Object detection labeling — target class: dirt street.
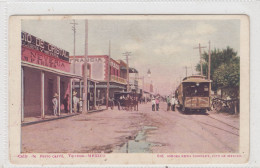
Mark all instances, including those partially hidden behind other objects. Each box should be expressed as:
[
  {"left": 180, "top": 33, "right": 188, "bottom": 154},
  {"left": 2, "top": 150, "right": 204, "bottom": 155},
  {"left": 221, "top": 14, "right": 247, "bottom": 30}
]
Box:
[{"left": 22, "top": 103, "right": 239, "bottom": 153}]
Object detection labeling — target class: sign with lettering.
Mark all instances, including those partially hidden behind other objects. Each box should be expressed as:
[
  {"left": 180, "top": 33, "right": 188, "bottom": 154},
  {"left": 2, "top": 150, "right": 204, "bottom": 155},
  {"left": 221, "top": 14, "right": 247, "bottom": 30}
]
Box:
[
  {"left": 70, "top": 57, "right": 120, "bottom": 70},
  {"left": 22, "top": 47, "right": 70, "bottom": 72},
  {"left": 21, "top": 31, "right": 69, "bottom": 62}
]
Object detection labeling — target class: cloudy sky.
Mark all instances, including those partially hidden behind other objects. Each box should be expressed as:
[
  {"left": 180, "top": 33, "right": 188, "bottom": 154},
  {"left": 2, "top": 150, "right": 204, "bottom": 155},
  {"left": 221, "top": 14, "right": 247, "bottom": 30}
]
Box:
[{"left": 22, "top": 16, "right": 240, "bottom": 95}]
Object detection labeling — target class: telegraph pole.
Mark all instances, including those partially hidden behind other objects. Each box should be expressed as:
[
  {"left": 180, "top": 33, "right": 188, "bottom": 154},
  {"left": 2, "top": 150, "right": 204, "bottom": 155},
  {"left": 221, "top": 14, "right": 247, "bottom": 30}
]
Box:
[
  {"left": 106, "top": 40, "right": 111, "bottom": 109},
  {"left": 123, "top": 52, "right": 131, "bottom": 92},
  {"left": 70, "top": 20, "right": 78, "bottom": 89},
  {"left": 208, "top": 41, "right": 211, "bottom": 80},
  {"left": 83, "top": 20, "right": 88, "bottom": 113},
  {"left": 194, "top": 43, "right": 207, "bottom": 76}
]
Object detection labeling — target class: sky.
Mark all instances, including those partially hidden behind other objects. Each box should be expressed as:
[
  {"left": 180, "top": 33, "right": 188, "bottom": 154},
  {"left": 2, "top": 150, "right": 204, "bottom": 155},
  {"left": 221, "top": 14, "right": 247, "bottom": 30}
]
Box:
[{"left": 22, "top": 16, "right": 240, "bottom": 95}]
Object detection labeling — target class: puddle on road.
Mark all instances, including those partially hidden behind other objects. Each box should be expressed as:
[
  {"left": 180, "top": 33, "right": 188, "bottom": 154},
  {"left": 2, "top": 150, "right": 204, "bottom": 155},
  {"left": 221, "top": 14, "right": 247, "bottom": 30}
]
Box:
[{"left": 113, "top": 126, "right": 161, "bottom": 153}]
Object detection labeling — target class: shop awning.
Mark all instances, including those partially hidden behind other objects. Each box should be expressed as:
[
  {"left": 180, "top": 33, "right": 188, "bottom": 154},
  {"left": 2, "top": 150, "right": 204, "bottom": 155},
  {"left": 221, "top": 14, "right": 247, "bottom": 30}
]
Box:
[{"left": 22, "top": 61, "right": 82, "bottom": 79}]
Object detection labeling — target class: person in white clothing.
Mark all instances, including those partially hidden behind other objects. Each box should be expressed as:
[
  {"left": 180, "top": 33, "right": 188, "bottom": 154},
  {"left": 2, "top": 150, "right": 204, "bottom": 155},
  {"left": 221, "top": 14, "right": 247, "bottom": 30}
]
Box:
[
  {"left": 73, "top": 91, "right": 79, "bottom": 113},
  {"left": 52, "top": 93, "right": 59, "bottom": 116},
  {"left": 170, "top": 96, "right": 176, "bottom": 111},
  {"left": 151, "top": 97, "right": 156, "bottom": 111}
]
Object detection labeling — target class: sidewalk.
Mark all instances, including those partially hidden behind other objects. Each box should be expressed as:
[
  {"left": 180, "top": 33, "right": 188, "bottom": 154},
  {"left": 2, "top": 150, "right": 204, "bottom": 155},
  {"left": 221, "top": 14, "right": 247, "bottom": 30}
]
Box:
[{"left": 22, "top": 106, "right": 106, "bottom": 126}]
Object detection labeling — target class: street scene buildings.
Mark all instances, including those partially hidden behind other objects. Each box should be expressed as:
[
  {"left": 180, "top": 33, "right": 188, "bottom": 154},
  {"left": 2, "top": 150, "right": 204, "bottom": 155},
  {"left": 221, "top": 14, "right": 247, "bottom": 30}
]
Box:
[{"left": 21, "top": 16, "right": 241, "bottom": 153}]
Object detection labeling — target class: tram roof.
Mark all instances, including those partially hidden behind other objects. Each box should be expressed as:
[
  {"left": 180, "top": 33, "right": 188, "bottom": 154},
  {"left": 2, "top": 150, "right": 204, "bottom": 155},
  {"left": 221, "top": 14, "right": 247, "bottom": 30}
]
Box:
[{"left": 182, "top": 78, "right": 211, "bottom": 83}]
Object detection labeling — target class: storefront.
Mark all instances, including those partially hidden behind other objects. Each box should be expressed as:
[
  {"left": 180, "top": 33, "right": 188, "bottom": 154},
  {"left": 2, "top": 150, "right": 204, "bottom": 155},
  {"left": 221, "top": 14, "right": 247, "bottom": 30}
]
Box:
[
  {"left": 21, "top": 31, "right": 81, "bottom": 121},
  {"left": 70, "top": 55, "right": 127, "bottom": 105}
]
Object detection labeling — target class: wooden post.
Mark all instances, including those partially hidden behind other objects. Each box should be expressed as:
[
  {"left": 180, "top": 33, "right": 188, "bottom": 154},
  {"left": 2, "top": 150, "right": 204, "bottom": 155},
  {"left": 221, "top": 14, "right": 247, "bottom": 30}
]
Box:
[
  {"left": 57, "top": 76, "right": 61, "bottom": 116},
  {"left": 106, "top": 41, "right": 111, "bottom": 109},
  {"left": 70, "top": 78, "right": 73, "bottom": 113},
  {"left": 94, "top": 82, "right": 97, "bottom": 107},
  {"left": 79, "top": 79, "right": 82, "bottom": 99},
  {"left": 21, "top": 67, "right": 24, "bottom": 122},
  {"left": 41, "top": 71, "right": 45, "bottom": 119},
  {"left": 83, "top": 19, "right": 88, "bottom": 113},
  {"left": 88, "top": 80, "right": 90, "bottom": 110}
]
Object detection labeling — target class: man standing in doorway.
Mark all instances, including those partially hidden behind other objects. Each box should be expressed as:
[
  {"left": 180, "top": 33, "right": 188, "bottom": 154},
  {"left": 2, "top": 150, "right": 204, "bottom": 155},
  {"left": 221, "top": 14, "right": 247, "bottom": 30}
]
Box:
[
  {"left": 73, "top": 91, "right": 79, "bottom": 113},
  {"left": 52, "top": 93, "right": 59, "bottom": 116}
]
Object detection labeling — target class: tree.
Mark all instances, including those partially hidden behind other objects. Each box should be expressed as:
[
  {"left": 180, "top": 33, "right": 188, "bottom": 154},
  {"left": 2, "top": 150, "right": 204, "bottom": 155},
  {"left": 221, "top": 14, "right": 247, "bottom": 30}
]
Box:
[
  {"left": 195, "top": 46, "right": 239, "bottom": 93},
  {"left": 213, "top": 57, "right": 240, "bottom": 98}
]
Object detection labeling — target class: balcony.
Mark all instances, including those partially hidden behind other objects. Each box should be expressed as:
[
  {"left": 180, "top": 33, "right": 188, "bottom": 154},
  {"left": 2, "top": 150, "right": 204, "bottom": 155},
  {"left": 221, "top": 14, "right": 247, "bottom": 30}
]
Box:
[{"left": 110, "top": 75, "right": 127, "bottom": 84}]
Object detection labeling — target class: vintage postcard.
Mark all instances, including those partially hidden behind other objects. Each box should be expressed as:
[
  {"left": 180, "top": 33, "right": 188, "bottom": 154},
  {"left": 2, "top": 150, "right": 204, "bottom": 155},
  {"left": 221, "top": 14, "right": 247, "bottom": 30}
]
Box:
[{"left": 8, "top": 15, "right": 249, "bottom": 165}]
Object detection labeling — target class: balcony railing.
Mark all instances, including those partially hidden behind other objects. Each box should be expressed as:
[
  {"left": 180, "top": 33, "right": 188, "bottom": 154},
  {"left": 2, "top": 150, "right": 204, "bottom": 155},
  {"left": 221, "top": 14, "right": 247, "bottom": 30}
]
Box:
[{"left": 110, "top": 75, "right": 127, "bottom": 84}]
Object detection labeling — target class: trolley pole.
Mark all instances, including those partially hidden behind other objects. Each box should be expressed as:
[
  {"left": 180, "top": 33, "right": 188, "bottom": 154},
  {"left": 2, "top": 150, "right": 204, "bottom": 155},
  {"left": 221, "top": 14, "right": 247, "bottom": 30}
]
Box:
[
  {"left": 194, "top": 43, "right": 207, "bottom": 76},
  {"left": 83, "top": 20, "right": 88, "bottom": 113},
  {"left": 70, "top": 20, "right": 78, "bottom": 90},
  {"left": 106, "top": 40, "right": 111, "bottom": 110},
  {"left": 123, "top": 52, "right": 131, "bottom": 92},
  {"left": 208, "top": 41, "right": 211, "bottom": 80},
  {"left": 208, "top": 40, "right": 212, "bottom": 107}
]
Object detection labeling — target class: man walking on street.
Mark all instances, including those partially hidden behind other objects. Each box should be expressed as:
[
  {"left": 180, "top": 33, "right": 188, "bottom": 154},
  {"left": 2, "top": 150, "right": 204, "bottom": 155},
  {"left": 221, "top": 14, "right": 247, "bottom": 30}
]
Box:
[
  {"left": 156, "top": 96, "right": 160, "bottom": 111},
  {"left": 171, "top": 96, "right": 176, "bottom": 111},
  {"left": 166, "top": 96, "right": 171, "bottom": 111},
  {"left": 152, "top": 97, "right": 155, "bottom": 111}
]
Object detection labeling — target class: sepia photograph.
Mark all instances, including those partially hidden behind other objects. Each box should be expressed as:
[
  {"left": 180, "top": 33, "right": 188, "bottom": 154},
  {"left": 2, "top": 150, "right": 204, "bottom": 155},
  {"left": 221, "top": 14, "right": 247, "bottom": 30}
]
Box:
[{"left": 8, "top": 15, "right": 249, "bottom": 164}]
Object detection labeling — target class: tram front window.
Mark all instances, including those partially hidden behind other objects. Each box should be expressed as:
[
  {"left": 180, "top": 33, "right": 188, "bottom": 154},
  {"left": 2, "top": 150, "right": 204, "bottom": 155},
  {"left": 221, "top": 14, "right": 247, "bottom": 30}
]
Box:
[{"left": 184, "top": 83, "right": 209, "bottom": 97}]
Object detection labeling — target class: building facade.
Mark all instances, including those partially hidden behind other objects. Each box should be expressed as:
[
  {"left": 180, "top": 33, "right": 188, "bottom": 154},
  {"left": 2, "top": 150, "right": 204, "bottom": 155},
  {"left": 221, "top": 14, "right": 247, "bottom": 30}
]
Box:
[
  {"left": 21, "top": 31, "right": 81, "bottom": 121},
  {"left": 69, "top": 55, "right": 128, "bottom": 105}
]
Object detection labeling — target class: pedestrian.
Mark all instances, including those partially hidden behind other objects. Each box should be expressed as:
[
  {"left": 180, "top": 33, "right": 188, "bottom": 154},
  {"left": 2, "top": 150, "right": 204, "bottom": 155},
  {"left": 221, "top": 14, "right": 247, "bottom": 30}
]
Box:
[
  {"left": 166, "top": 96, "right": 171, "bottom": 111},
  {"left": 63, "top": 94, "right": 69, "bottom": 113},
  {"left": 73, "top": 91, "right": 79, "bottom": 113},
  {"left": 156, "top": 97, "right": 160, "bottom": 111},
  {"left": 151, "top": 97, "right": 155, "bottom": 111},
  {"left": 52, "top": 93, "right": 58, "bottom": 116},
  {"left": 79, "top": 98, "right": 83, "bottom": 113},
  {"left": 171, "top": 96, "right": 176, "bottom": 111}
]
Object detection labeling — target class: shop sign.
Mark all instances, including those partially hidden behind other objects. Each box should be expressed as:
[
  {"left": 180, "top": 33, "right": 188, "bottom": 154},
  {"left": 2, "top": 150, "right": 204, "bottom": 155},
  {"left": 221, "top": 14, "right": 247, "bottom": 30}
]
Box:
[
  {"left": 70, "top": 57, "right": 103, "bottom": 63},
  {"left": 21, "top": 31, "right": 69, "bottom": 62},
  {"left": 22, "top": 47, "right": 70, "bottom": 72}
]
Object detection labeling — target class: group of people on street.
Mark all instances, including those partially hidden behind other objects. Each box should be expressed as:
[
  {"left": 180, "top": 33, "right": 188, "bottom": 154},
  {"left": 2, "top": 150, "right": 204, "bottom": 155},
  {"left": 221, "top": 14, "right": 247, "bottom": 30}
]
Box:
[
  {"left": 167, "top": 96, "right": 178, "bottom": 111},
  {"left": 151, "top": 96, "right": 160, "bottom": 111},
  {"left": 52, "top": 91, "right": 82, "bottom": 116}
]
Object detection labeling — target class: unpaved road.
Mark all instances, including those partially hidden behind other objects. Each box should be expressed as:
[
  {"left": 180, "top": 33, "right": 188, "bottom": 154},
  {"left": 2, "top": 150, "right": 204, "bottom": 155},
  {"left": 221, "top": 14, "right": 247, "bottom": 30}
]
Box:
[
  {"left": 22, "top": 103, "right": 239, "bottom": 153},
  {"left": 142, "top": 102, "right": 239, "bottom": 153}
]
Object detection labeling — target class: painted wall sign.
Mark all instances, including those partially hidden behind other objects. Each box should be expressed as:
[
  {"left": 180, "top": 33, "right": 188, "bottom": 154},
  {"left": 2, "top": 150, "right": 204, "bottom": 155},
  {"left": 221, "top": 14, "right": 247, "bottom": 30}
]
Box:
[
  {"left": 21, "top": 31, "right": 70, "bottom": 62},
  {"left": 22, "top": 47, "right": 70, "bottom": 72}
]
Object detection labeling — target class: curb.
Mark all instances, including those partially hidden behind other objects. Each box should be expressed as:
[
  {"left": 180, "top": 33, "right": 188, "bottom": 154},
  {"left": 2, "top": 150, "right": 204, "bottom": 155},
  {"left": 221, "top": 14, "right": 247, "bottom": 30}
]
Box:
[{"left": 21, "top": 113, "right": 80, "bottom": 127}]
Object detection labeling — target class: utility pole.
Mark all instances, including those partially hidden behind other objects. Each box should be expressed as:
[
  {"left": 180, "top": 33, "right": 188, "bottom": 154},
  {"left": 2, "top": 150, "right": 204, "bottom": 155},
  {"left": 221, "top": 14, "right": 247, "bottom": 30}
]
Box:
[
  {"left": 194, "top": 43, "right": 207, "bottom": 76},
  {"left": 83, "top": 20, "right": 88, "bottom": 113},
  {"left": 208, "top": 41, "right": 211, "bottom": 80},
  {"left": 106, "top": 40, "right": 111, "bottom": 109},
  {"left": 70, "top": 20, "right": 78, "bottom": 89},
  {"left": 123, "top": 52, "right": 131, "bottom": 92},
  {"left": 208, "top": 40, "right": 212, "bottom": 107}
]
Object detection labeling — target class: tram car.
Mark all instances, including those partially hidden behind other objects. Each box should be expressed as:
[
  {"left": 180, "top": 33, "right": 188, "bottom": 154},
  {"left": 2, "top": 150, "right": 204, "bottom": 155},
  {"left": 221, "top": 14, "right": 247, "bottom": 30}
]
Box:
[{"left": 175, "top": 75, "right": 211, "bottom": 112}]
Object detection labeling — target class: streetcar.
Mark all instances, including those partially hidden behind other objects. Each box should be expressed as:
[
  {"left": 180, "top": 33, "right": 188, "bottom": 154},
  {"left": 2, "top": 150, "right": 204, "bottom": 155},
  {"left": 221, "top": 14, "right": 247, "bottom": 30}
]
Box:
[{"left": 175, "top": 75, "right": 211, "bottom": 113}]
